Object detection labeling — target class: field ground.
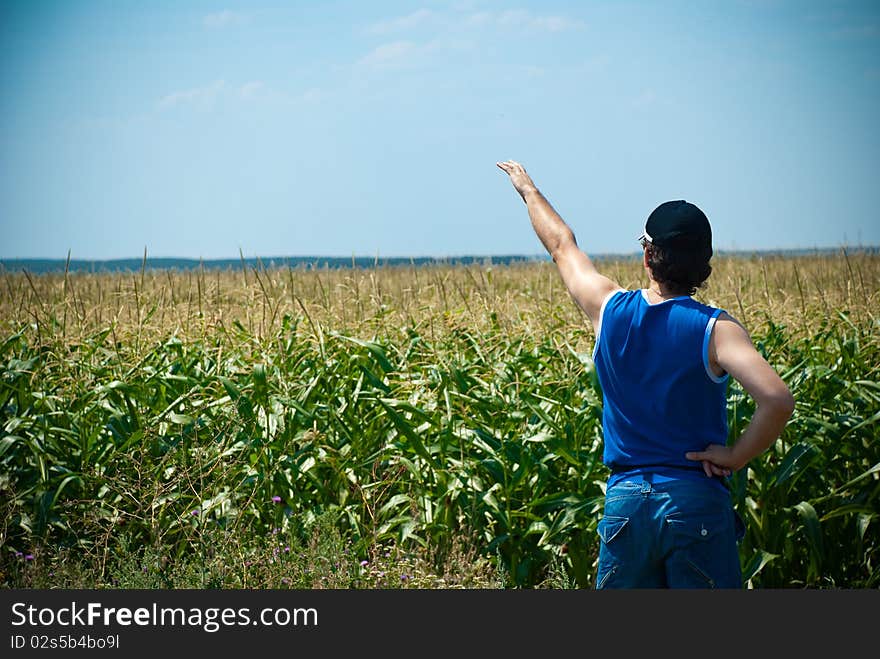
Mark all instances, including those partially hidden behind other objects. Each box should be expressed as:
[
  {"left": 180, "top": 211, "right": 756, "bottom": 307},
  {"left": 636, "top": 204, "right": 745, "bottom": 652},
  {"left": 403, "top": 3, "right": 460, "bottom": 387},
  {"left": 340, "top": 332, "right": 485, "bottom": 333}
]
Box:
[{"left": 1, "top": 250, "right": 878, "bottom": 588}]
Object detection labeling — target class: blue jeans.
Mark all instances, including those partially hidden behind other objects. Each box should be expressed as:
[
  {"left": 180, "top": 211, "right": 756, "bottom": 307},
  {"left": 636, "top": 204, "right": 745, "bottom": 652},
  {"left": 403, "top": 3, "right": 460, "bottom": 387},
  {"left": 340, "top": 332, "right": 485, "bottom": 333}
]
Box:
[{"left": 595, "top": 477, "right": 745, "bottom": 589}]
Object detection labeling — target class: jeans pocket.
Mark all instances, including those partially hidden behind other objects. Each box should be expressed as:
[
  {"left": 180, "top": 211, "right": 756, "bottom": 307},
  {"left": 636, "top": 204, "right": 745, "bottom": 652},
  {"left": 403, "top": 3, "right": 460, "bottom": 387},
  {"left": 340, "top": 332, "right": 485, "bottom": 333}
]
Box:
[
  {"left": 665, "top": 508, "right": 738, "bottom": 588},
  {"left": 595, "top": 515, "right": 629, "bottom": 589},
  {"left": 597, "top": 515, "right": 629, "bottom": 545}
]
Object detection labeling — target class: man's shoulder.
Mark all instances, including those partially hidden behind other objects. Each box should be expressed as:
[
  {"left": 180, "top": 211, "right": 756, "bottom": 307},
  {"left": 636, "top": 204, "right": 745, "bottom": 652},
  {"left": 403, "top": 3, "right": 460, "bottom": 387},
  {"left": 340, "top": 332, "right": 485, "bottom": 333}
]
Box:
[
  {"left": 714, "top": 311, "right": 748, "bottom": 333},
  {"left": 602, "top": 287, "right": 637, "bottom": 313},
  {"left": 710, "top": 312, "right": 752, "bottom": 352},
  {"left": 606, "top": 287, "right": 637, "bottom": 303},
  {"left": 681, "top": 296, "right": 726, "bottom": 317}
]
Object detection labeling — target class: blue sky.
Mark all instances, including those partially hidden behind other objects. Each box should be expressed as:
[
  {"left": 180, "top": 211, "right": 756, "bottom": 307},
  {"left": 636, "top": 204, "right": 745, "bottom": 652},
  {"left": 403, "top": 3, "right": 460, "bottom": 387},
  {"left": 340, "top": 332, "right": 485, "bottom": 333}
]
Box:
[{"left": 1, "top": 0, "right": 878, "bottom": 260}]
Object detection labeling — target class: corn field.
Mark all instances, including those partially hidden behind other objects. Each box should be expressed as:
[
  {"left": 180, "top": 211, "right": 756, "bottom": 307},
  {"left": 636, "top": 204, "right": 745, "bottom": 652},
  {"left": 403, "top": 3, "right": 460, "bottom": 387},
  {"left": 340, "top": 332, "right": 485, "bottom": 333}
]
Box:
[{"left": 1, "top": 251, "right": 878, "bottom": 588}]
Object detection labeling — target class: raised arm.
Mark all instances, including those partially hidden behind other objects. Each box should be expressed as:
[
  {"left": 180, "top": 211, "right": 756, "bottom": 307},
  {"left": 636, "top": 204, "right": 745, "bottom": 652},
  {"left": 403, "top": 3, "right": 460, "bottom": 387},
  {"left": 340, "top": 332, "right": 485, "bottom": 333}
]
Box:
[
  {"left": 686, "top": 313, "right": 796, "bottom": 472},
  {"left": 496, "top": 160, "right": 622, "bottom": 331}
]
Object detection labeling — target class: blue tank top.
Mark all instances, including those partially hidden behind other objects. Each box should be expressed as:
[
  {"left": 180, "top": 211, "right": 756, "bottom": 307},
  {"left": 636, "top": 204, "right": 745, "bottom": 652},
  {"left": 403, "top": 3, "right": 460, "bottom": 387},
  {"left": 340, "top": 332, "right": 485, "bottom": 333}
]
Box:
[{"left": 592, "top": 289, "right": 729, "bottom": 491}]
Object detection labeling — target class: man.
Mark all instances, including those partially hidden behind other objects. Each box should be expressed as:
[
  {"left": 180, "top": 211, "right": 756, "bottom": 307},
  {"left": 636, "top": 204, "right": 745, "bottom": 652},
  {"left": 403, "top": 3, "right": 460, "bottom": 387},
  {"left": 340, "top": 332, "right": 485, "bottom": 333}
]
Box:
[{"left": 496, "top": 160, "right": 795, "bottom": 588}]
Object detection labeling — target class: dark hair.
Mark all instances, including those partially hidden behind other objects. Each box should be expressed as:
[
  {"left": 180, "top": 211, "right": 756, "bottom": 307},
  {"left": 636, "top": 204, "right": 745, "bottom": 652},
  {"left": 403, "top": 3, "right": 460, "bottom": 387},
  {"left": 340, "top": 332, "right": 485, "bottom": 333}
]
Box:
[{"left": 643, "top": 241, "right": 712, "bottom": 296}]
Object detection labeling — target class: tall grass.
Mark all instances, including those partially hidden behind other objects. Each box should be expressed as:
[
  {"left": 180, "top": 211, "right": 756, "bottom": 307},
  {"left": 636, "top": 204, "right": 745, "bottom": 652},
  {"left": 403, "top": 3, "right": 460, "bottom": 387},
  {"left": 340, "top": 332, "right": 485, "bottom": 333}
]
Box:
[{"left": 1, "top": 251, "right": 878, "bottom": 588}]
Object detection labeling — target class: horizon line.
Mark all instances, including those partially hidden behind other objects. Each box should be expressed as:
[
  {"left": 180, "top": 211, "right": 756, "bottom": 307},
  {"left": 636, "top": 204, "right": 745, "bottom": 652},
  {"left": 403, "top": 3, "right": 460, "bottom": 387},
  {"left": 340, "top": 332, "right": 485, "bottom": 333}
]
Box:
[
  {"left": 2, "top": 244, "right": 878, "bottom": 263},
  {"left": 2, "top": 246, "right": 878, "bottom": 276}
]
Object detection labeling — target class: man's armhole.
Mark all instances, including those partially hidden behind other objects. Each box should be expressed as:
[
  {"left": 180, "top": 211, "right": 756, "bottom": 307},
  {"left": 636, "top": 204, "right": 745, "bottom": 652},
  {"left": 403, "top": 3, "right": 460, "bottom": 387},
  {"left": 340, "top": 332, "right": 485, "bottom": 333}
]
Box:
[
  {"left": 703, "top": 309, "right": 730, "bottom": 383},
  {"left": 591, "top": 288, "right": 625, "bottom": 361}
]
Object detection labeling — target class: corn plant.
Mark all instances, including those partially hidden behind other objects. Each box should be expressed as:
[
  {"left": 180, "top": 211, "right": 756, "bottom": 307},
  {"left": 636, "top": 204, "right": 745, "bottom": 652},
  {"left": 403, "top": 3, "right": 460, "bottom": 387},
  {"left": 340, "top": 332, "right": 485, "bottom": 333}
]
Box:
[{"left": 1, "top": 251, "right": 877, "bottom": 587}]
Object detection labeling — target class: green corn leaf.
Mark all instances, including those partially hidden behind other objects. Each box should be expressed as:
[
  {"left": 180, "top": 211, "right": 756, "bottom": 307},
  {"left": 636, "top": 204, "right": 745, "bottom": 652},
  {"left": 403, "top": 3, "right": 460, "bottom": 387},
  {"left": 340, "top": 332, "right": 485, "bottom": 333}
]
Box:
[
  {"left": 840, "top": 408, "right": 880, "bottom": 440},
  {"left": 377, "top": 493, "right": 412, "bottom": 517},
  {"left": 335, "top": 334, "right": 394, "bottom": 373},
  {"left": 793, "top": 500, "right": 824, "bottom": 579},
  {"left": 771, "top": 442, "right": 818, "bottom": 487},
  {"left": 358, "top": 364, "right": 390, "bottom": 393},
  {"left": 820, "top": 504, "right": 877, "bottom": 521},
  {"left": 378, "top": 399, "right": 438, "bottom": 470},
  {"left": 742, "top": 550, "right": 779, "bottom": 583}
]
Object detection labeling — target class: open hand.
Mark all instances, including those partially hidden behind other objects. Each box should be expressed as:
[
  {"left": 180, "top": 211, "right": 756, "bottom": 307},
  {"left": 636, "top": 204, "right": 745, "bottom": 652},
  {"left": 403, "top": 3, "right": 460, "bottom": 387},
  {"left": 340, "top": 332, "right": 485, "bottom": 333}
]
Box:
[{"left": 496, "top": 160, "right": 539, "bottom": 201}]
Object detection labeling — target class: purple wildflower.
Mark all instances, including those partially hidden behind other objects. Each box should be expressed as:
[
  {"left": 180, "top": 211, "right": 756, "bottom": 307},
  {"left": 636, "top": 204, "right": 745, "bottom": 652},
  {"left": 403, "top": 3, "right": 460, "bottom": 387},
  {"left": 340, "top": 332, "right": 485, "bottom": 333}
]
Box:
[
  {"left": 281, "top": 577, "right": 290, "bottom": 585},
  {"left": 401, "top": 574, "right": 409, "bottom": 581},
  {"left": 15, "top": 551, "right": 23, "bottom": 558},
  {"left": 24, "top": 554, "right": 34, "bottom": 561},
  {"left": 284, "top": 546, "right": 290, "bottom": 553},
  {"left": 360, "top": 560, "right": 369, "bottom": 567},
  {"left": 191, "top": 509, "right": 199, "bottom": 516},
  {"left": 271, "top": 496, "right": 282, "bottom": 503}
]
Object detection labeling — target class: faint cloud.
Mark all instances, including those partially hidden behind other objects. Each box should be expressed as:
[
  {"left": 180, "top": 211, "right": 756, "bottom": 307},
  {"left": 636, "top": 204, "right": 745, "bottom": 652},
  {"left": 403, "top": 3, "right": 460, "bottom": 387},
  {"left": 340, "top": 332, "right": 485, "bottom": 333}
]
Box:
[
  {"left": 300, "top": 88, "right": 323, "bottom": 103},
  {"left": 354, "top": 37, "right": 462, "bottom": 73},
  {"left": 632, "top": 88, "right": 657, "bottom": 108},
  {"left": 354, "top": 37, "right": 472, "bottom": 74},
  {"left": 365, "top": 9, "right": 435, "bottom": 35},
  {"left": 464, "top": 12, "right": 491, "bottom": 28},
  {"left": 580, "top": 53, "right": 611, "bottom": 75},
  {"left": 203, "top": 10, "right": 246, "bottom": 29},
  {"left": 363, "top": 7, "right": 582, "bottom": 37},
  {"left": 239, "top": 81, "right": 265, "bottom": 99},
  {"left": 354, "top": 7, "right": 582, "bottom": 73},
  {"left": 159, "top": 80, "right": 227, "bottom": 110},
  {"left": 466, "top": 9, "right": 583, "bottom": 32},
  {"left": 532, "top": 16, "right": 576, "bottom": 32},
  {"left": 522, "top": 65, "right": 544, "bottom": 77},
  {"left": 356, "top": 41, "right": 418, "bottom": 69},
  {"left": 158, "top": 80, "right": 275, "bottom": 110}
]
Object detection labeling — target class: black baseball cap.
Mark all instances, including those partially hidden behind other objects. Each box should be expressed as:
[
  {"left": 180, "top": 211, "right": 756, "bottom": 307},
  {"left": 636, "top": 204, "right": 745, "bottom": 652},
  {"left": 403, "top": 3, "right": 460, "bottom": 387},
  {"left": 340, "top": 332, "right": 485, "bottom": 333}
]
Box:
[{"left": 639, "top": 200, "right": 712, "bottom": 260}]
